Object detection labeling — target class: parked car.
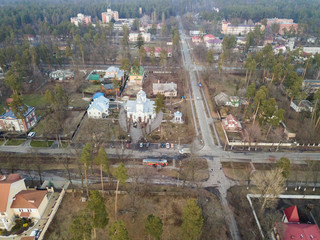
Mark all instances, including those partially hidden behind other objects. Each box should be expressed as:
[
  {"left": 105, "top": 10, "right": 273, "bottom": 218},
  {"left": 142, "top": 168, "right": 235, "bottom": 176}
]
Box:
[
  {"left": 166, "top": 143, "right": 170, "bottom": 149},
  {"left": 126, "top": 143, "right": 130, "bottom": 149},
  {"left": 30, "top": 229, "right": 39, "bottom": 237},
  {"left": 160, "top": 142, "right": 165, "bottom": 148},
  {"left": 28, "top": 132, "right": 36, "bottom": 138},
  {"left": 171, "top": 143, "right": 174, "bottom": 148},
  {"left": 145, "top": 142, "right": 150, "bottom": 148},
  {"left": 36, "top": 229, "right": 42, "bottom": 239},
  {"left": 139, "top": 142, "right": 144, "bottom": 148}
]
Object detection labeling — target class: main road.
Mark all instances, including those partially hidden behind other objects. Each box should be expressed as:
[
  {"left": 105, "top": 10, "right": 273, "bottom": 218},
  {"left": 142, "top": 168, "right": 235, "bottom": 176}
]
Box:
[{"left": 178, "top": 19, "right": 241, "bottom": 240}]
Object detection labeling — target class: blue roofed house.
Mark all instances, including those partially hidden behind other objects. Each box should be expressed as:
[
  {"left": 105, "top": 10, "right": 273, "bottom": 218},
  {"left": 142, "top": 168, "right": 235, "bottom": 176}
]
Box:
[
  {"left": 104, "top": 66, "right": 124, "bottom": 81},
  {"left": 87, "top": 95, "right": 110, "bottom": 119},
  {"left": 0, "top": 106, "right": 38, "bottom": 133}
]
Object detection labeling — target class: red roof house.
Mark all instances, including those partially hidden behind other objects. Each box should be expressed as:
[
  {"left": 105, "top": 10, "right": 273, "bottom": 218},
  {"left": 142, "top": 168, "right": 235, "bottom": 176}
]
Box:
[
  {"left": 274, "top": 223, "right": 320, "bottom": 240},
  {"left": 283, "top": 205, "right": 300, "bottom": 223},
  {"left": 204, "top": 34, "right": 215, "bottom": 42},
  {"left": 192, "top": 36, "right": 202, "bottom": 43},
  {"left": 222, "top": 114, "right": 242, "bottom": 132}
]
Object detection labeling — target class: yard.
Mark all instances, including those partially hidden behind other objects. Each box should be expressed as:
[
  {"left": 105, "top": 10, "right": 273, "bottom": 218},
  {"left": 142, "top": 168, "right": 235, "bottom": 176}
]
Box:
[
  {"left": 30, "top": 140, "right": 54, "bottom": 147},
  {"left": 23, "top": 94, "right": 47, "bottom": 108},
  {"left": 45, "top": 185, "right": 227, "bottom": 240},
  {"left": 33, "top": 111, "right": 85, "bottom": 139},
  {"left": 74, "top": 116, "right": 127, "bottom": 142}
]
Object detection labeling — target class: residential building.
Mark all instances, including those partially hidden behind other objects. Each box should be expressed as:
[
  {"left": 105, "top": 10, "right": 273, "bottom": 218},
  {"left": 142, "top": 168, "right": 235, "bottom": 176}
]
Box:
[
  {"left": 307, "top": 37, "right": 317, "bottom": 44},
  {"left": 221, "top": 21, "right": 257, "bottom": 35},
  {"left": 153, "top": 82, "right": 177, "bottom": 97},
  {"left": 124, "top": 90, "right": 156, "bottom": 123},
  {"left": 303, "top": 79, "right": 320, "bottom": 92},
  {"left": 189, "top": 31, "right": 201, "bottom": 37},
  {"left": 302, "top": 47, "right": 320, "bottom": 55},
  {"left": 144, "top": 47, "right": 172, "bottom": 58},
  {"left": 128, "top": 66, "right": 145, "bottom": 87},
  {"left": 11, "top": 190, "right": 49, "bottom": 219},
  {"left": 0, "top": 106, "right": 38, "bottom": 133},
  {"left": 271, "top": 205, "right": 320, "bottom": 240},
  {"left": 192, "top": 36, "right": 202, "bottom": 43},
  {"left": 0, "top": 174, "right": 26, "bottom": 230},
  {"left": 49, "top": 69, "right": 74, "bottom": 81},
  {"left": 206, "top": 39, "right": 222, "bottom": 50},
  {"left": 290, "top": 100, "right": 314, "bottom": 112},
  {"left": 129, "top": 32, "right": 151, "bottom": 42},
  {"left": 70, "top": 13, "right": 91, "bottom": 26},
  {"left": 101, "top": 83, "right": 119, "bottom": 94},
  {"left": 274, "top": 45, "right": 287, "bottom": 54},
  {"left": 215, "top": 93, "right": 240, "bottom": 107},
  {"left": 203, "top": 34, "right": 215, "bottom": 42},
  {"left": 87, "top": 94, "right": 110, "bottom": 119},
  {"left": 222, "top": 114, "right": 242, "bottom": 132},
  {"left": 266, "top": 18, "right": 298, "bottom": 35},
  {"left": 102, "top": 9, "right": 119, "bottom": 23},
  {"left": 104, "top": 66, "right": 124, "bottom": 80}
]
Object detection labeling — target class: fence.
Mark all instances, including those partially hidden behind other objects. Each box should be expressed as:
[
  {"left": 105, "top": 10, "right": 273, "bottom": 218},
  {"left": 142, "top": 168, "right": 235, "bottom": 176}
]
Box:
[{"left": 38, "top": 188, "right": 66, "bottom": 240}]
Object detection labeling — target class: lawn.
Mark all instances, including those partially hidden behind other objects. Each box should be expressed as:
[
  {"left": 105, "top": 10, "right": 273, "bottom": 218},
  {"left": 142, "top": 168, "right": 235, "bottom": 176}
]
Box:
[
  {"left": 0, "top": 140, "right": 4, "bottom": 146},
  {"left": 5, "top": 139, "right": 25, "bottom": 146},
  {"left": 83, "top": 84, "right": 101, "bottom": 94},
  {"left": 23, "top": 94, "right": 47, "bottom": 108},
  {"left": 69, "top": 93, "right": 91, "bottom": 108},
  {"left": 30, "top": 140, "right": 54, "bottom": 147}
]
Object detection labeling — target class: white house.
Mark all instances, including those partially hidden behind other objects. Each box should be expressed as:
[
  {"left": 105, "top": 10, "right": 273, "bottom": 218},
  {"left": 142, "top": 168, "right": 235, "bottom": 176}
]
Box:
[
  {"left": 125, "top": 90, "right": 156, "bottom": 123},
  {"left": 290, "top": 100, "right": 314, "bottom": 112},
  {"left": 153, "top": 82, "right": 177, "bottom": 97},
  {"left": 104, "top": 66, "right": 124, "bottom": 80},
  {"left": 11, "top": 190, "right": 49, "bottom": 220},
  {"left": 87, "top": 95, "right": 110, "bottom": 119},
  {"left": 0, "top": 174, "right": 26, "bottom": 230}
]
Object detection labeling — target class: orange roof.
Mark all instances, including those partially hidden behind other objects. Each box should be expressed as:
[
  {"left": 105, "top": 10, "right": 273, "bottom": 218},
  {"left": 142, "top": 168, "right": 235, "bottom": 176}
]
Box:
[
  {"left": 20, "top": 212, "right": 31, "bottom": 217},
  {"left": 284, "top": 205, "right": 300, "bottom": 223},
  {"left": 21, "top": 237, "right": 35, "bottom": 240},
  {"left": 0, "top": 174, "right": 23, "bottom": 212},
  {"left": 11, "top": 190, "right": 47, "bottom": 209}
]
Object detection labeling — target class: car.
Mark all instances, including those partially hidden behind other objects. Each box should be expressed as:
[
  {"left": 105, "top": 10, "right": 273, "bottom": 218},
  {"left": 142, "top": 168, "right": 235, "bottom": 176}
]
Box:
[
  {"left": 28, "top": 132, "right": 36, "bottom": 138},
  {"left": 160, "top": 142, "right": 165, "bottom": 148},
  {"left": 199, "top": 83, "right": 202, "bottom": 87},
  {"left": 139, "top": 142, "right": 144, "bottom": 148},
  {"left": 171, "top": 143, "right": 174, "bottom": 148},
  {"left": 196, "top": 96, "right": 200, "bottom": 100},
  {"left": 36, "top": 229, "right": 42, "bottom": 239},
  {"left": 145, "top": 142, "right": 150, "bottom": 148},
  {"left": 30, "top": 229, "right": 39, "bottom": 237},
  {"left": 126, "top": 143, "right": 130, "bottom": 149},
  {"left": 166, "top": 143, "right": 170, "bottom": 149}
]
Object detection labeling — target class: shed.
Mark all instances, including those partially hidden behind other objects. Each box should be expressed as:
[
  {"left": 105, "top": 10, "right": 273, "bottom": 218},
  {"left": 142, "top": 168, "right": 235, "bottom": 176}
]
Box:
[{"left": 88, "top": 74, "right": 100, "bottom": 81}]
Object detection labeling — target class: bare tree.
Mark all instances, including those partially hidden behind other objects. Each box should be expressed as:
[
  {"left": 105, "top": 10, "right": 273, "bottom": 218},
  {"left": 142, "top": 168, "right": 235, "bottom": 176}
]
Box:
[
  {"left": 244, "top": 123, "right": 261, "bottom": 150},
  {"left": 251, "top": 168, "right": 285, "bottom": 216}
]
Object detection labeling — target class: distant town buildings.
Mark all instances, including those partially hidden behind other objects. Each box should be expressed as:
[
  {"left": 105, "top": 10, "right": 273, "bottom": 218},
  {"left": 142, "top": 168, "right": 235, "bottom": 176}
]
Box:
[
  {"left": 102, "top": 9, "right": 119, "bottom": 23},
  {"left": 70, "top": 13, "right": 91, "bottom": 26},
  {"left": 129, "top": 32, "right": 151, "bottom": 42},
  {"left": 266, "top": 18, "right": 298, "bottom": 35},
  {"left": 222, "top": 114, "right": 242, "bottom": 132},
  {"left": 221, "top": 21, "right": 261, "bottom": 35},
  {"left": 144, "top": 47, "right": 172, "bottom": 58}
]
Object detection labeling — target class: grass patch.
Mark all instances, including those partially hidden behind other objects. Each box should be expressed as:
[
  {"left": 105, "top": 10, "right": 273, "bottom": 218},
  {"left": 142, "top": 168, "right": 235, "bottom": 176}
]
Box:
[
  {"left": 5, "top": 139, "right": 25, "bottom": 146},
  {"left": 83, "top": 84, "right": 101, "bottom": 94},
  {"left": 0, "top": 140, "right": 4, "bottom": 146},
  {"left": 0, "top": 102, "right": 5, "bottom": 115},
  {"left": 30, "top": 140, "right": 54, "bottom": 147},
  {"left": 23, "top": 94, "right": 46, "bottom": 108},
  {"left": 59, "top": 141, "right": 70, "bottom": 148}
]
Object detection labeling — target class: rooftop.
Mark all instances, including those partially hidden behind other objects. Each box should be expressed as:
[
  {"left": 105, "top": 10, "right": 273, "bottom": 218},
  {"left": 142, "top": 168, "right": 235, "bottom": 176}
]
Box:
[
  {"left": 11, "top": 190, "right": 47, "bottom": 209},
  {"left": 0, "top": 105, "right": 35, "bottom": 120},
  {"left": 0, "top": 174, "right": 23, "bottom": 212}
]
